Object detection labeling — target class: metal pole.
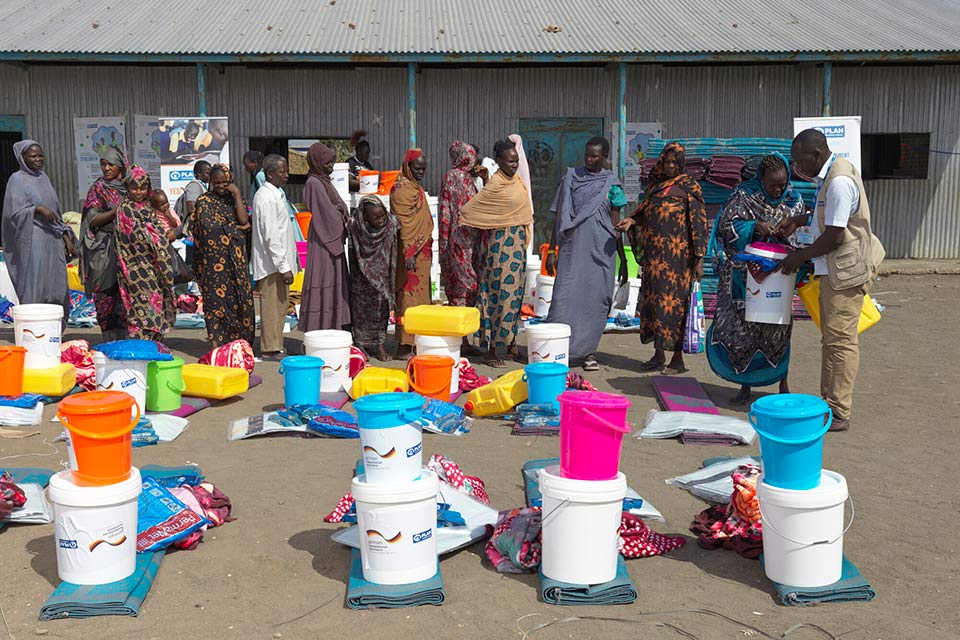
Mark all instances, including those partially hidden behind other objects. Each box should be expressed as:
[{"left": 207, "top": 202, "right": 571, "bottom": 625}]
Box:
[
  {"left": 196, "top": 63, "right": 207, "bottom": 117},
  {"left": 407, "top": 62, "right": 417, "bottom": 148},
  {"left": 822, "top": 61, "right": 832, "bottom": 117},
  {"left": 618, "top": 62, "right": 627, "bottom": 182}
]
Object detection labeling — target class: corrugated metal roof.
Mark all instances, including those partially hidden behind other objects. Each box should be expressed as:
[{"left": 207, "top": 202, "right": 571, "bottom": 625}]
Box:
[{"left": 0, "top": 0, "right": 957, "bottom": 58}]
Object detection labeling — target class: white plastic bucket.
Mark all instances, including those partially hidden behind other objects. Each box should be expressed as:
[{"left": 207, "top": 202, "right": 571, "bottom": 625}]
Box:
[
  {"left": 359, "top": 172, "right": 380, "bottom": 194},
  {"left": 609, "top": 277, "right": 642, "bottom": 318},
  {"left": 534, "top": 275, "right": 555, "bottom": 318},
  {"left": 757, "top": 470, "right": 851, "bottom": 588},
  {"left": 744, "top": 244, "right": 793, "bottom": 325},
  {"left": 303, "top": 329, "right": 355, "bottom": 393},
  {"left": 527, "top": 323, "right": 571, "bottom": 367},
  {"left": 415, "top": 334, "right": 461, "bottom": 394},
  {"left": 12, "top": 303, "right": 63, "bottom": 369},
  {"left": 539, "top": 465, "right": 626, "bottom": 584},
  {"left": 93, "top": 351, "right": 148, "bottom": 414},
  {"left": 47, "top": 467, "right": 142, "bottom": 585},
  {"left": 524, "top": 256, "right": 541, "bottom": 305},
  {"left": 352, "top": 470, "right": 439, "bottom": 585},
  {"left": 332, "top": 163, "right": 350, "bottom": 202}
]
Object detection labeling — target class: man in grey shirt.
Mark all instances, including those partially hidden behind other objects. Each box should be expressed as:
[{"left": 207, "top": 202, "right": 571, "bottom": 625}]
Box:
[{"left": 175, "top": 160, "right": 211, "bottom": 266}]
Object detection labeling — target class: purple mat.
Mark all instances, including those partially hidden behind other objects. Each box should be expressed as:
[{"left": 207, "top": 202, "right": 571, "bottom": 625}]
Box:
[
  {"left": 319, "top": 391, "right": 350, "bottom": 410},
  {"left": 151, "top": 374, "right": 263, "bottom": 417},
  {"left": 652, "top": 376, "right": 720, "bottom": 415}
]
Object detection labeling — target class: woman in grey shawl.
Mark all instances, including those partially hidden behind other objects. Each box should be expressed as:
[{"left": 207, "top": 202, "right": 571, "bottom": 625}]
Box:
[
  {"left": 80, "top": 146, "right": 128, "bottom": 340},
  {"left": 545, "top": 137, "right": 628, "bottom": 370},
  {"left": 1, "top": 140, "right": 77, "bottom": 321}
]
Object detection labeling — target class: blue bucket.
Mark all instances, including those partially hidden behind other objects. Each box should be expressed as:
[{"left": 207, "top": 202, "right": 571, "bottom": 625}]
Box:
[
  {"left": 353, "top": 392, "right": 425, "bottom": 429},
  {"left": 279, "top": 355, "right": 324, "bottom": 407},
  {"left": 524, "top": 362, "right": 569, "bottom": 412},
  {"left": 748, "top": 394, "right": 832, "bottom": 490}
]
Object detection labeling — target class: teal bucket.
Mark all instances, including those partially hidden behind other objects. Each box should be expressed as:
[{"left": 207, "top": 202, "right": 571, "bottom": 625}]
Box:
[
  {"left": 353, "top": 392, "right": 425, "bottom": 429},
  {"left": 523, "top": 362, "right": 568, "bottom": 412},
  {"left": 279, "top": 355, "right": 324, "bottom": 407},
  {"left": 748, "top": 394, "right": 832, "bottom": 490}
]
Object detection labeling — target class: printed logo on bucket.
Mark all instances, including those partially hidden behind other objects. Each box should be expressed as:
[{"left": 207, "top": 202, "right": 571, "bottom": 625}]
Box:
[
  {"left": 765, "top": 291, "right": 783, "bottom": 299},
  {"left": 58, "top": 538, "right": 78, "bottom": 549},
  {"left": 89, "top": 535, "right": 127, "bottom": 551},
  {"left": 406, "top": 442, "right": 422, "bottom": 458},
  {"left": 530, "top": 349, "right": 550, "bottom": 360},
  {"left": 362, "top": 445, "right": 396, "bottom": 459},
  {"left": 366, "top": 530, "right": 402, "bottom": 543},
  {"left": 21, "top": 328, "right": 46, "bottom": 339},
  {"left": 412, "top": 528, "right": 432, "bottom": 544},
  {"left": 120, "top": 377, "right": 138, "bottom": 389}
]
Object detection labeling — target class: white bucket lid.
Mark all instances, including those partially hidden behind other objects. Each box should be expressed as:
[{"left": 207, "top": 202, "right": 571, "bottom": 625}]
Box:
[
  {"left": 536, "top": 274, "right": 555, "bottom": 286},
  {"left": 333, "top": 163, "right": 350, "bottom": 171},
  {"left": 351, "top": 469, "right": 439, "bottom": 504},
  {"left": 11, "top": 303, "right": 64, "bottom": 320},
  {"left": 539, "top": 465, "right": 626, "bottom": 503},
  {"left": 303, "top": 329, "right": 353, "bottom": 349},
  {"left": 746, "top": 243, "right": 790, "bottom": 260},
  {"left": 526, "top": 323, "right": 571, "bottom": 339},
  {"left": 757, "top": 470, "right": 848, "bottom": 508},
  {"left": 415, "top": 334, "right": 461, "bottom": 348},
  {"left": 47, "top": 467, "right": 142, "bottom": 507}
]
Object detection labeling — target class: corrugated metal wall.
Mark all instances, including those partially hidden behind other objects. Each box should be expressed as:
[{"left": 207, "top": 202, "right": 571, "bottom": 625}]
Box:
[
  {"left": 834, "top": 64, "right": 960, "bottom": 258},
  {"left": 2, "top": 61, "right": 957, "bottom": 257}
]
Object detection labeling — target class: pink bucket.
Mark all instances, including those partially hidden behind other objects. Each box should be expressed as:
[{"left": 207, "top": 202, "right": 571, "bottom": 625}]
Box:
[
  {"left": 559, "top": 390, "right": 632, "bottom": 480},
  {"left": 297, "top": 241, "right": 308, "bottom": 268}
]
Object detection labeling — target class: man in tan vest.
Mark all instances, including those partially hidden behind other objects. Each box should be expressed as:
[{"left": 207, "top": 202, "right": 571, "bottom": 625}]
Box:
[{"left": 777, "top": 129, "right": 885, "bottom": 432}]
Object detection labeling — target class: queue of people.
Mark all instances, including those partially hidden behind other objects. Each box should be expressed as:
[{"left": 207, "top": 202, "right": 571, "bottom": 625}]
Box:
[{"left": 0, "top": 128, "right": 883, "bottom": 430}]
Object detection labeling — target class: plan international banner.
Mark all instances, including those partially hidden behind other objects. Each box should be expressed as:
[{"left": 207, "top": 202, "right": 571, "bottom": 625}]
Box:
[
  {"left": 793, "top": 116, "right": 862, "bottom": 173},
  {"left": 156, "top": 117, "right": 230, "bottom": 206}
]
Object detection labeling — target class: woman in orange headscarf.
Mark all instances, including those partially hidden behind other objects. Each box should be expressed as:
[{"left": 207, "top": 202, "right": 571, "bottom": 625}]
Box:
[{"left": 391, "top": 148, "right": 432, "bottom": 354}]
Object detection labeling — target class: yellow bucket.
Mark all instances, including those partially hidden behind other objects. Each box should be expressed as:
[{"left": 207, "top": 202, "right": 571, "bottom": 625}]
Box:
[{"left": 797, "top": 277, "right": 881, "bottom": 334}]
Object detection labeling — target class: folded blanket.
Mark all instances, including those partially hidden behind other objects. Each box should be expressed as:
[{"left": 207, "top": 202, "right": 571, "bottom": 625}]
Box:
[
  {"left": 0, "top": 393, "right": 44, "bottom": 408},
  {"left": 39, "top": 551, "right": 164, "bottom": 620},
  {"left": 679, "top": 432, "right": 744, "bottom": 446},
  {"left": 539, "top": 555, "right": 637, "bottom": 606},
  {"left": 666, "top": 456, "right": 761, "bottom": 503},
  {"left": 766, "top": 555, "right": 875, "bottom": 606},
  {"left": 346, "top": 548, "right": 444, "bottom": 609},
  {"left": 640, "top": 410, "right": 756, "bottom": 445}
]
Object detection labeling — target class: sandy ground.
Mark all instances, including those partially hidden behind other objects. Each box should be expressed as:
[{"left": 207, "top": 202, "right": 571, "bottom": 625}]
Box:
[{"left": 1, "top": 273, "right": 958, "bottom": 640}]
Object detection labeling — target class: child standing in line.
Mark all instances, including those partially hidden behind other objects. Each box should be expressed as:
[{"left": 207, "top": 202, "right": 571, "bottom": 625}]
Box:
[
  {"left": 150, "top": 189, "right": 181, "bottom": 240},
  {"left": 347, "top": 196, "right": 399, "bottom": 361}
]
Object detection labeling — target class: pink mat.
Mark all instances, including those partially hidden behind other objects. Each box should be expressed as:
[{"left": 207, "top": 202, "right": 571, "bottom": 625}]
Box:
[
  {"left": 319, "top": 391, "right": 350, "bottom": 410},
  {"left": 651, "top": 376, "right": 720, "bottom": 415}
]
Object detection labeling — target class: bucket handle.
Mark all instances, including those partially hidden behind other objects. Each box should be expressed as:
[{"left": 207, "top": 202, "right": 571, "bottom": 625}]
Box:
[
  {"left": 57, "top": 403, "right": 142, "bottom": 440},
  {"left": 405, "top": 359, "right": 450, "bottom": 398},
  {"left": 167, "top": 379, "right": 186, "bottom": 393},
  {"left": 758, "top": 494, "right": 855, "bottom": 547},
  {"left": 540, "top": 497, "right": 621, "bottom": 546},
  {"left": 748, "top": 410, "right": 832, "bottom": 444},
  {"left": 582, "top": 408, "right": 631, "bottom": 434},
  {"left": 401, "top": 408, "right": 424, "bottom": 424}
]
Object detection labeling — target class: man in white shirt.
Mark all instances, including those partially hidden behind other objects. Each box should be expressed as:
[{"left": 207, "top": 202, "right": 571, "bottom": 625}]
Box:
[
  {"left": 778, "top": 129, "right": 885, "bottom": 431},
  {"left": 252, "top": 154, "right": 300, "bottom": 360}
]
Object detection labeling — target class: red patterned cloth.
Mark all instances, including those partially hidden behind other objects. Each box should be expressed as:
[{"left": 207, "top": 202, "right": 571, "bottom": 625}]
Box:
[
  {"left": 618, "top": 512, "right": 687, "bottom": 558},
  {"left": 1, "top": 472, "right": 27, "bottom": 518},
  {"left": 689, "top": 464, "right": 763, "bottom": 559},
  {"left": 426, "top": 454, "right": 489, "bottom": 504},
  {"left": 566, "top": 371, "right": 597, "bottom": 392},
  {"left": 60, "top": 339, "right": 96, "bottom": 391},
  {"left": 485, "top": 507, "right": 542, "bottom": 573},
  {"left": 324, "top": 493, "right": 355, "bottom": 523},
  {"left": 458, "top": 359, "right": 491, "bottom": 392},
  {"left": 198, "top": 339, "right": 255, "bottom": 374}
]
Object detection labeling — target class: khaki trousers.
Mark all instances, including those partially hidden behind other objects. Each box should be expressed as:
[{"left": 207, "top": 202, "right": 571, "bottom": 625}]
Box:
[
  {"left": 256, "top": 272, "right": 289, "bottom": 354},
  {"left": 819, "top": 278, "right": 869, "bottom": 421}
]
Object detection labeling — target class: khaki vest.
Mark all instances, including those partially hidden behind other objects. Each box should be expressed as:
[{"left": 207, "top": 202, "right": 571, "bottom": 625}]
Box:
[{"left": 815, "top": 157, "right": 885, "bottom": 290}]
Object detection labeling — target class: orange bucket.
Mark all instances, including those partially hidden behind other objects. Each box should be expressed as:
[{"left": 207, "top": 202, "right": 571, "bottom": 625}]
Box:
[
  {"left": 378, "top": 170, "right": 401, "bottom": 195},
  {"left": 406, "top": 355, "right": 455, "bottom": 402},
  {"left": 0, "top": 346, "right": 26, "bottom": 396},
  {"left": 57, "top": 391, "right": 139, "bottom": 487},
  {"left": 296, "top": 211, "right": 312, "bottom": 239}
]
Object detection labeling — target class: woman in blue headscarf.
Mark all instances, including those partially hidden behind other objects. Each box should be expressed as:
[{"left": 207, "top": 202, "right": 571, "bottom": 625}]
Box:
[{"left": 706, "top": 153, "right": 805, "bottom": 405}]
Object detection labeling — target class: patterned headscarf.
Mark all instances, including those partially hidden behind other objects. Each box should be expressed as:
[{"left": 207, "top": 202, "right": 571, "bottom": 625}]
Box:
[
  {"left": 448, "top": 140, "right": 476, "bottom": 171},
  {"left": 349, "top": 196, "right": 399, "bottom": 305},
  {"left": 211, "top": 163, "right": 233, "bottom": 183},
  {"left": 124, "top": 164, "right": 151, "bottom": 192},
  {"left": 646, "top": 142, "right": 687, "bottom": 191}
]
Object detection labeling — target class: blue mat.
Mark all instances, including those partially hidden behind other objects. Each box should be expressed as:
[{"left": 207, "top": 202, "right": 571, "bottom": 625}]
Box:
[
  {"left": 539, "top": 555, "right": 637, "bottom": 606},
  {"left": 39, "top": 551, "right": 165, "bottom": 620},
  {"left": 765, "top": 555, "right": 876, "bottom": 606},
  {"left": 139, "top": 464, "right": 204, "bottom": 488},
  {"left": 346, "top": 548, "right": 444, "bottom": 609}
]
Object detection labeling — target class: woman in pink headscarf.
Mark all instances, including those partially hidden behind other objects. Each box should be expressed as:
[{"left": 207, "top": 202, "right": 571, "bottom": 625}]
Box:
[
  {"left": 300, "top": 143, "right": 351, "bottom": 332},
  {"left": 508, "top": 134, "right": 534, "bottom": 246}
]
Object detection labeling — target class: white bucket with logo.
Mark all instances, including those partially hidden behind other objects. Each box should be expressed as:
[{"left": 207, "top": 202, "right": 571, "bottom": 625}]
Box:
[
  {"left": 359, "top": 171, "right": 380, "bottom": 194},
  {"left": 354, "top": 393, "right": 425, "bottom": 484},
  {"left": 757, "top": 470, "right": 851, "bottom": 588},
  {"left": 533, "top": 275, "right": 555, "bottom": 318},
  {"left": 609, "top": 277, "right": 643, "bottom": 318},
  {"left": 303, "top": 330, "right": 357, "bottom": 393},
  {"left": 12, "top": 303, "right": 63, "bottom": 369},
  {"left": 539, "top": 465, "right": 626, "bottom": 584},
  {"left": 93, "top": 351, "right": 148, "bottom": 414},
  {"left": 332, "top": 163, "right": 350, "bottom": 204},
  {"left": 415, "top": 334, "right": 461, "bottom": 395},
  {"left": 526, "top": 323, "right": 571, "bottom": 367},
  {"left": 352, "top": 470, "right": 439, "bottom": 585},
  {"left": 744, "top": 244, "right": 793, "bottom": 325},
  {"left": 524, "top": 256, "right": 541, "bottom": 305},
  {"left": 47, "top": 467, "right": 142, "bottom": 585}
]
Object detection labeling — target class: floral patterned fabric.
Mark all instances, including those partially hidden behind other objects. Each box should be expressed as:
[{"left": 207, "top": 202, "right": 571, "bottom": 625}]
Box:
[
  {"left": 81, "top": 171, "right": 127, "bottom": 334},
  {"left": 631, "top": 143, "right": 708, "bottom": 352},
  {"left": 115, "top": 194, "right": 175, "bottom": 341},
  {"left": 438, "top": 141, "right": 480, "bottom": 306},
  {"left": 192, "top": 191, "right": 255, "bottom": 347},
  {"left": 476, "top": 225, "right": 527, "bottom": 349}
]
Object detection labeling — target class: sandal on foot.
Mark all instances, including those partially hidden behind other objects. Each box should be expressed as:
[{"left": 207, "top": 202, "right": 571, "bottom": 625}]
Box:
[
  {"left": 484, "top": 357, "right": 507, "bottom": 369},
  {"left": 660, "top": 365, "right": 689, "bottom": 376},
  {"left": 583, "top": 357, "right": 600, "bottom": 372},
  {"left": 638, "top": 359, "right": 665, "bottom": 372}
]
